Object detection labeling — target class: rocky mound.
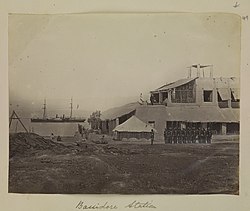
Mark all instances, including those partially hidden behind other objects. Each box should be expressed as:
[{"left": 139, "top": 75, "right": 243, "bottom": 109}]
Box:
[{"left": 9, "top": 133, "right": 68, "bottom": 158}]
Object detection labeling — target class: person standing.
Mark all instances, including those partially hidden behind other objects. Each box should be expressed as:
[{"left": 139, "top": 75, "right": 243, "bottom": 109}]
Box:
[
  {"left": 151, "top": 129, "right": 154, "bottom": 145},
  {"left": 164, "top": 128, "right": 167, "bottom": 144},
  {"left": 205, "top": 128, "right": 209, "bottom": 144},
  {"left": 57, "top": 135, "right": 62, "bottom": 142},
  {"left": 177, "top": 128, "right": 181, "bottom": 144},
  {"left": 202, "top": 128, "right": 206, "bottom": 143},
  {"left": 173, "top": 127, "right": 177, "bottom": 144},
  {"left": 150, "top": 94, "right": 155, "bottom": 105},
  {"left": 196, "top": 128, "right": 201, "bottom": 143},
  {"left": 51, "top": 133, "right": 55, "bottom": 141},
  {"left": 207, "top": 127, "right": 212, "bottom": 143},
  {"left": 182, "top": 128, "right": 187, "bottom": 144},
  {"left": 198, "top": 128, "right": 202, "bottom": 144},
  {"left": 167, "top": 128, "right": 172, "bottom": 144},
  {"left": 187, "top": 127, "right": 191, "bottom": 143},
  {"left": 78, "top": 124, "right": 83, "bottom": 137}
]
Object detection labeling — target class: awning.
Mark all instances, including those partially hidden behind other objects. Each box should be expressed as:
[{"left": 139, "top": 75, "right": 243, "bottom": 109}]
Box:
[
  {"left": 231, "top": 88, "right": 240, "bottom": 100},
  {"left": 218, "top": 88, "right": 230, "bottom": 100},
  {"left": 154, "top": 78, "right": 197, "bottom": 92}
]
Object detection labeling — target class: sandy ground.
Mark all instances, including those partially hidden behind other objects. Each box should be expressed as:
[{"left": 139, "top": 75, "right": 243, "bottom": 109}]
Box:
[{"left": 8, "top": 133, "right": 239, "bottom": 194}]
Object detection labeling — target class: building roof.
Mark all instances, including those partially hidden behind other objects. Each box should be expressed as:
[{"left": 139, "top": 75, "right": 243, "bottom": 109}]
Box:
[
  {"left": 152, "top": 77, "right": 240, "bottom": 93},
  {"left": 214, "top": 77, "right": 239, "bottom": 88},
  {"left": 153, "top": 78, "right": 197, "bottom": 92},
  {"left": 215, "top": 77, "right": 240, "bottom": 100},
  {"left": 135, "top": 105, "right": 239, "bottom": 123},
  {"left": 101, "top": 102, "right": 140, "bottom": 120},
  {"left": 113, "top": 116, "right": 156, "bottom": 132}
]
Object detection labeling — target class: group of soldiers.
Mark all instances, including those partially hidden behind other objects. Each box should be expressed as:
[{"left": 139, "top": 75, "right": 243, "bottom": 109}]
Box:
[{"left": 164, "top": 127, "right": 213, "bottom": 144}]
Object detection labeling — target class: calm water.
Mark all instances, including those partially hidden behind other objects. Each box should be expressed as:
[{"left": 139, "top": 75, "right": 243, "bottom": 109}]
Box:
[{"left": 9, "top": 119, "right": 90, "bottom": 137}]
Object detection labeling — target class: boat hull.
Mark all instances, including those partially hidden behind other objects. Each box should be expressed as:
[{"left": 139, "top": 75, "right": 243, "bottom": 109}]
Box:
[{"left": 31, "top": 118, "right": 85, "bottom": 123}]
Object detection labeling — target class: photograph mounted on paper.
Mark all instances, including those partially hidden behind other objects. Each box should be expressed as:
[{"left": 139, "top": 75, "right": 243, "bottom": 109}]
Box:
[{"left": 8, "top": 13, "right": 240, "bottom": 194}]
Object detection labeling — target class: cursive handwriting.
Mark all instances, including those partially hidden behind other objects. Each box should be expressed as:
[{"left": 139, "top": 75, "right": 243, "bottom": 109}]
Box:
[
  {"left": 125, "top": 200, "right": 156, "bottom": 209},
  {"left": 75, "top": 200, "right": 156, "bottom": 210},
  {"left": 76, "top": 201, "right": 118, "bottom": 210}
]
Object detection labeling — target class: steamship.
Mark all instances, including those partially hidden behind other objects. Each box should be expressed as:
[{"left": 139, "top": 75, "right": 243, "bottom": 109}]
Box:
[{"left": 31, "top": 98, "right": 85, "bottom": 123}]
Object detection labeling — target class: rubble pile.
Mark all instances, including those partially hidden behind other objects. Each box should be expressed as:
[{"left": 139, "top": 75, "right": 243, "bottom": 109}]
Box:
[{"left": 9, "top": 133, "right": 68, "bottom": 157}]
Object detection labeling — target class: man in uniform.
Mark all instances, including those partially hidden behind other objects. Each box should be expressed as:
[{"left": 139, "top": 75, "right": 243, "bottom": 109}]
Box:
[
  {"left": 164, "top": 128, "right": 167, "bottom": 143},
  {"left": 165, "top": 128, "right": 171, "bottom": 144},
  {"left": 199, "top": 128, "right": 203, "bottom": 143},
  {"left": 173, "top": 127, "right": 177, "bottom": 144},
  {"left": 150, "top": 94, "right": 155, "bottom": 105},
  {"left": 207, "top": 127, "right": 212, "bottom": 143},
  {"left": 176, "top": 128, "right": 181, "bottom": 144},
  {"left": 187, "top": 127, "right": 191, "bottom": 143},
  {"left": 150, "top": 129, "right": 154, "bottom": 145},
  {"left": 205, "top": 128, "right": 209, "bottom": 144},
  {"left": 168, "top": 128, "right": 173, "bottom": 144},
  {"left": 191, "top": 127, "right": 196, "bottom": 143},
  {"left": 182, "top": 128, "right": 187, "bottom": 144},
  {"left": 167, "top": 128, "right": 171, "bottom": 144},
  {"left": 180, "top": 128, "right": 184, "bottom": 144},
  {"left": 201, "top": 128, "right": 206, "bottom": 143},
  {"left": 196, "top": 128, "right": 200, "bottom": 143}
]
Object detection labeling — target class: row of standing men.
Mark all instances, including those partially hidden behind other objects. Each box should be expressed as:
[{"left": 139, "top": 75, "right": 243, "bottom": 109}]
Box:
[{"left": 164, "top": 127, "right": 213, "bottom": 144}]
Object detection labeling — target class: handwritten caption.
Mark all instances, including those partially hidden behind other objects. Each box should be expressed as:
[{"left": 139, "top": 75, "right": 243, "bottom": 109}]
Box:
[{"left": 75, "top": 200, "right": 157, "bottom": 210}]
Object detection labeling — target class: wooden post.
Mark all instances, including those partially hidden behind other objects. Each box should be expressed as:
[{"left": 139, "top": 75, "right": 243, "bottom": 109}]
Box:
[{"left": 9, "top": 110, "right": 29, "bottom": 133}]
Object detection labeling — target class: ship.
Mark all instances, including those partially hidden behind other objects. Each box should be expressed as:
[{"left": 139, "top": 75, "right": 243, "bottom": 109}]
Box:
[{"left": 31, "top": 98, "right": 85, "bottom": 123}]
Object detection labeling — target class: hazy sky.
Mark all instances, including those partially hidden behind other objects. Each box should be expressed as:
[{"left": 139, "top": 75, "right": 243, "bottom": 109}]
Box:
[{"left": 9, "top": 13, "right": 241, "bottom": 112}]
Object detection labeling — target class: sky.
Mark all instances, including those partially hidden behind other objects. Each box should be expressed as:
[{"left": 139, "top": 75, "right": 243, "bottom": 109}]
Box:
[{"left": 9, "top": 13, "right": 241, "bottom": 113}]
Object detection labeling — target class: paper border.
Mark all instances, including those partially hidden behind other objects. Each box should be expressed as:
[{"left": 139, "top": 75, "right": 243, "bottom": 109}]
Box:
[{"left": 1, "top": 0, "right": 250, "bottom": 210}]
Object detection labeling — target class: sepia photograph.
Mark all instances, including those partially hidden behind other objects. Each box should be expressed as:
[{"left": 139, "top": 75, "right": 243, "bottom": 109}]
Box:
[{"left": 8, "top": 12, "right": 240, "bottom": 194}]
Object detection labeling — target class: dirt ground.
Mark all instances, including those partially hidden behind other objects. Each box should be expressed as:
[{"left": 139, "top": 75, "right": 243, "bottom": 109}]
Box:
[{"left": 8, "top": 133, "right": 239, "bottom": 194}]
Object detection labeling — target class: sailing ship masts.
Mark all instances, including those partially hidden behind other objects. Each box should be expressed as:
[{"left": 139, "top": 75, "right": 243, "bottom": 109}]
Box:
[
  {"left": 70, "top": 98, "right": 73, "bottom": 118},
  {"left": 42, "top": 99, "right": 47, "bottom": 119}
]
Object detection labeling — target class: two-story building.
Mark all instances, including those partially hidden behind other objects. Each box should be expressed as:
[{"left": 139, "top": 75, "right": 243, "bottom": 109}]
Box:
[
  {"left": 100, "top": 64, "right": 240, "bottom": 142},
  {"left": 135, "top": 64, "right": 239, "bottom": 140}
]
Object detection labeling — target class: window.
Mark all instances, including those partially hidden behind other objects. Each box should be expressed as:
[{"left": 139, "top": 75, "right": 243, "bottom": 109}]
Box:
[
  {"left": 162, "top": 92, "right": 168, "bottom": 101},
  {"left": 152, "top": 93, "right": 159, "bottom": 103},
  {"left": 148, "top": 121, "right": 155, "bottom": 128},
  {"left": 171, "top": 81, "right": 195, "bottom": 103},
  {"left": 203, "top": 90, "right": 213, "bottom": 102}
]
